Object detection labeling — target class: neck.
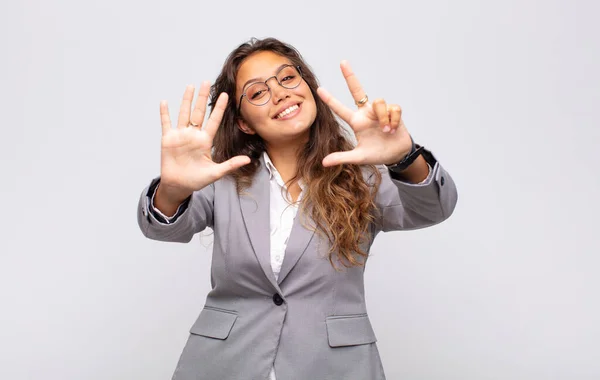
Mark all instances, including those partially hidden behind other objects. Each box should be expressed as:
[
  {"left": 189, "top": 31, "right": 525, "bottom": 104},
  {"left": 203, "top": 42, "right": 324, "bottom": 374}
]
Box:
[{"left": 265, "top": 138, "right": 306, "bottom": 184}]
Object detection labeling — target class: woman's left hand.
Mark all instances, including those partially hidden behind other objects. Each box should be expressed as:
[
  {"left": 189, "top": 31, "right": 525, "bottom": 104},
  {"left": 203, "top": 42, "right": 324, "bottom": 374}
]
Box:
[{"left": 317, "top": 61, "right": 412, "bottom": 167}]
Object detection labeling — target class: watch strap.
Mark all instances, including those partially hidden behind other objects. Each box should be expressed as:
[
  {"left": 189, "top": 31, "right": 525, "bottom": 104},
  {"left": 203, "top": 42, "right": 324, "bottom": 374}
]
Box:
[{"left": 386, "top": 145, "right": 425, "bottom": 174}]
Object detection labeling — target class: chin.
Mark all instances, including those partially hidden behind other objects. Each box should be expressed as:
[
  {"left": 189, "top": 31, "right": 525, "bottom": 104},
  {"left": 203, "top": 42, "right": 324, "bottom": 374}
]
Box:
[{"left": 291, "top": 118, "right": 312, "bottom": 131}]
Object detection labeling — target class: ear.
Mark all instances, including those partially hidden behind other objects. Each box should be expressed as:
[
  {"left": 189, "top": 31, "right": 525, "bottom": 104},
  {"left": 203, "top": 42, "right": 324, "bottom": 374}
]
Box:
[{"left": 236, "top": 118, "right": 256, "bottom": 135}]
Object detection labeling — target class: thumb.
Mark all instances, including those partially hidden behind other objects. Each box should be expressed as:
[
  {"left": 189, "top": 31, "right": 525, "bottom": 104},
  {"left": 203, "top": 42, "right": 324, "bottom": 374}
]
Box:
[
  {"left": 322, "top": 149, "right": 364, "bottom": 167},
  {"left": 213, "top": 155, "right": 252, "bottom": 177}
]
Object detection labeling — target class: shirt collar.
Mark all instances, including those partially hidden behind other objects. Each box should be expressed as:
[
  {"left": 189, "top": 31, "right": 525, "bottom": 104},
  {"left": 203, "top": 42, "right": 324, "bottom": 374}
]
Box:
[
  {"left": 262, "top": 151, "right": 277, "bottom": 180},
  {"left": 261, "top": 151, "right": 306, "bottom": 191}
]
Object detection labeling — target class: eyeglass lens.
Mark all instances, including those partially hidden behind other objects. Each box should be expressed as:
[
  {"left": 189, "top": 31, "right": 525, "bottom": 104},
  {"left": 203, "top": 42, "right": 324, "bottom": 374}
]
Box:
[{"left": 245, "top": 66, "right": 301, "bottom": 106}]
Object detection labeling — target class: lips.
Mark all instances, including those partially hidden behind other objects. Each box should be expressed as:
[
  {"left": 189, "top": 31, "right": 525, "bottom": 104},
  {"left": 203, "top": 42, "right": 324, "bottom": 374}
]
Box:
[{"left": 273, "top": 102, "right": 302, "bottom": 120}]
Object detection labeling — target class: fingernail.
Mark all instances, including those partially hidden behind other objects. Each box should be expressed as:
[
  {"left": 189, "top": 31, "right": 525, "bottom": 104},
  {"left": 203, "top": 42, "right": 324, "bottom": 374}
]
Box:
[
  {"left": 383, "top": 125, "right": 390, "bottom": 133},
  {"left": 390, "top": 128, "right": 396, "bottom": 134}
]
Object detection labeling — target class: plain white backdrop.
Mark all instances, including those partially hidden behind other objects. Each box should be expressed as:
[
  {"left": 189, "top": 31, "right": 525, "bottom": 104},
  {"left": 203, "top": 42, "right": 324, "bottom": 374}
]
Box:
[{"left": 1, "top": 0, "right": 599, "bottom": 379}]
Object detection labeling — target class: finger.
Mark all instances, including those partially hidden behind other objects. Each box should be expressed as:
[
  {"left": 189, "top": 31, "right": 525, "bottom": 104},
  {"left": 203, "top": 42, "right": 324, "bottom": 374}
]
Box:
[
  {"left": 340, "top": 60, "right": 367, "bottom": 105},
  {"left": 317, "top": 87, "right": 354, "bottom": 124},
  {"left": 212, "top": 155, "right": 251, "bottom": 178},
  {"left": 388, "top": 104, "right": 402, "bottom": 131},
  {"left": 203, "top": 92, "right": 229, "bottom": 140},
  {"left": 372, "top": 99, "right": 390, "bottom": 131},
  {"left": 160, "top": 100, "right": 172, "bottom": 135},
  {"left": 190, "top": 81, "right": 211, "bottom": 127},
  {"left": 177, "top": 85, "right": 195, "bottom": 129},
  {"left": 322, "top": 149, "right": 365, "bottom": 167}
]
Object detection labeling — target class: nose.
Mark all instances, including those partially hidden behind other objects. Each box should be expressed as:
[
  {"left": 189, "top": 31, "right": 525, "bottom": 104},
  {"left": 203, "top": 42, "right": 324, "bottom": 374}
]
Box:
[{"left": 267, "top": 77, "right": 291, "bottom": 104}]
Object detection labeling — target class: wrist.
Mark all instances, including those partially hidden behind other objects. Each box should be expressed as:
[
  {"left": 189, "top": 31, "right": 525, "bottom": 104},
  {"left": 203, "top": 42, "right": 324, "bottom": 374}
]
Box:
[
  {"left": 390, "top": 155, "right": 430, "bottom": 183},
  {"left": 384, "top": 134, "right": 416, "bottom": 166},
  {"left": 385, "top": 136, "right": 423, "bottom": 169},
  {"left": 156, "top": 182, "right": 192, "bottom": 206}
]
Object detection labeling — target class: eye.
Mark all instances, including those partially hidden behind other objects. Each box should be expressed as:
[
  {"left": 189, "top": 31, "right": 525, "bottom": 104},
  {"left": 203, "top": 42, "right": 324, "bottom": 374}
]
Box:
[
  {"left": 281, "top": 75, "right": 296, "bottom": 83},
  {"left": 250, "top": 89, "right": 266, "bottom": 100}
]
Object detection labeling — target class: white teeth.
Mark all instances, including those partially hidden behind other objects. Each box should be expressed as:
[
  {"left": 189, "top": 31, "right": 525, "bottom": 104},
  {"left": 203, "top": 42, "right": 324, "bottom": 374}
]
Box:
[{"left": 276, "top": 104, "right": 299, "bottom": 119}]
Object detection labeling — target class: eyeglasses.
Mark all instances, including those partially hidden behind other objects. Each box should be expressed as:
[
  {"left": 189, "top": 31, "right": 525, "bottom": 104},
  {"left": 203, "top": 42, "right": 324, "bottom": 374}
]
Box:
[{"left": 238, "top": 64, "right": 303, "bottom": 113}]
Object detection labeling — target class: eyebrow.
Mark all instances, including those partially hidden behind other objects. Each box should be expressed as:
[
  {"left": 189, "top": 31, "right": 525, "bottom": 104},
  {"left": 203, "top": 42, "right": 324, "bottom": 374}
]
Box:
[{"left": 241, "top": 63, "right": 290, "bottom": 91}]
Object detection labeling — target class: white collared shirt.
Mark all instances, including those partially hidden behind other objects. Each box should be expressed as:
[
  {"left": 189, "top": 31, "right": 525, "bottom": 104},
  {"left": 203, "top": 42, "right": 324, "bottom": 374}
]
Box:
[{"left": 262, "top": 151, "right": 305, "bottom": 281}]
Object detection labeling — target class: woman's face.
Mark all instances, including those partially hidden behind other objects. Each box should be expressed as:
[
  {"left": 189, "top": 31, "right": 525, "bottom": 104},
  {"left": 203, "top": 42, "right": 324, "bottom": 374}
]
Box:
[{"left": 235, "top": 51, "right": 317, "bottom": 145}]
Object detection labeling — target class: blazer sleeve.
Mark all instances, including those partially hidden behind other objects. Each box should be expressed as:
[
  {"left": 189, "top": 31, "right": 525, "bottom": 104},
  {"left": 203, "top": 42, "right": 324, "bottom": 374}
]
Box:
[
  {"left": 372, "top": 147, "right": 458, "bottom": 233},
  {"left": 136, "top": 176, "right": 215, "bottom": 243}
]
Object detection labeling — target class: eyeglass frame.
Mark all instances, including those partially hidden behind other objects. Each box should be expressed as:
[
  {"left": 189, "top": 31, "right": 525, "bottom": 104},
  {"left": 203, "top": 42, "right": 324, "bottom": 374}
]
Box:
[{"left": 237, "top": 64, "right": 304, "bottom": 114}]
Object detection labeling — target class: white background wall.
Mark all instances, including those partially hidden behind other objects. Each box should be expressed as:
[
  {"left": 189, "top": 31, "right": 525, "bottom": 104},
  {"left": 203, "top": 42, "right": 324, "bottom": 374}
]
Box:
[{"left": 1, "top": 0, "right": 599, "bottom": 378}]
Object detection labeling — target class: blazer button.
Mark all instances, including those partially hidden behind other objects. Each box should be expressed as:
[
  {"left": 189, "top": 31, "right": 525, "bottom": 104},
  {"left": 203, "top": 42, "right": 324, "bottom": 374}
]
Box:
[
  {"left": 272, "top": 293, "right": 284, "bottom": 306},
  {"left": 440, "top": 176, "right": 445, "bottom": 186}
]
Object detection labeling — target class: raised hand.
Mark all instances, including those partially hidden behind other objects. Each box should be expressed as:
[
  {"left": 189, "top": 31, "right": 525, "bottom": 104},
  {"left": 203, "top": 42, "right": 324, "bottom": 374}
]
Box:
[
  {"left": 316, "top": 61, "right": 413, "bottom": 167},
  {"left": 158, "top": 82, "right": 250, "bottom": 202}
]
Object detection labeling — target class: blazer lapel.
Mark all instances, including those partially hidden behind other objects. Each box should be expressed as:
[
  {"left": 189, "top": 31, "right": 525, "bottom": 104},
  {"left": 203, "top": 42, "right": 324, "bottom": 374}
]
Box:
[
  {"left": 277, "top": 205, "right": 316, "bottom": 285},
  {"left": 239, "top": 160, "right": 280, "bottom": 290}
]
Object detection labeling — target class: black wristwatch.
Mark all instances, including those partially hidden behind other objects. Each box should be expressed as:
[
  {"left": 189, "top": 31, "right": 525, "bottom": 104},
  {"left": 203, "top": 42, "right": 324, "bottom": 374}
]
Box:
[{"left": 385, "top": 135, "right": 425, "bottom": 175}]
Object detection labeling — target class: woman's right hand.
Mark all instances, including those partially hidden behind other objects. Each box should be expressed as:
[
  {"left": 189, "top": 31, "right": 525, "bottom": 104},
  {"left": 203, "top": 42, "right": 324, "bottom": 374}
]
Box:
[{"left": 157, "top": 82, "right": 251, "bottom": 205}]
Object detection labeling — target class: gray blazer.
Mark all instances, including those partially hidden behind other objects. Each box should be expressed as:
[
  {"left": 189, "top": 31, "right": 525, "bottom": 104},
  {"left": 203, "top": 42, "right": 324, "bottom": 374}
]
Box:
[{"left": 137, "top": 150, "right": 458, "bottom": 380}]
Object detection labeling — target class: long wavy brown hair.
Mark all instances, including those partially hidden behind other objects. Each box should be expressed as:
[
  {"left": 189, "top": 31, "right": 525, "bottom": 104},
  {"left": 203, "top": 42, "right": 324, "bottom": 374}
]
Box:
[{"left": 209, "top": 37, "right": 382, "bottom": 268}]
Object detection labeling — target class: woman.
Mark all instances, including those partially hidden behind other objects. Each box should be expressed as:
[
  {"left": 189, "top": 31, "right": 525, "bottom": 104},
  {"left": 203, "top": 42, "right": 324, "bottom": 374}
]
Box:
[{"left": 137, "top": 37, "right": 458, "bottom": 380}]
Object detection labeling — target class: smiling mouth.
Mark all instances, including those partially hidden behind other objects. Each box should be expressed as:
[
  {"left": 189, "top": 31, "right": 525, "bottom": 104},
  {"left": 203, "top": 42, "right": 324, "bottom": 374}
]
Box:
[{"left": 274, "top": 103, "right": 301, "bottom": 120}]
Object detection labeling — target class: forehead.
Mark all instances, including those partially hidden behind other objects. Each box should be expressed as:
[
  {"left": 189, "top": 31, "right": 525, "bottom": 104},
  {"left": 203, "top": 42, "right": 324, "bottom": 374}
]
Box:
[{"left": 237, "top": 51, "right": 293, "bottom": 89}]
